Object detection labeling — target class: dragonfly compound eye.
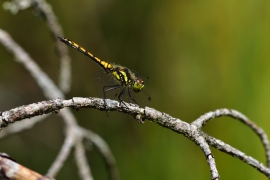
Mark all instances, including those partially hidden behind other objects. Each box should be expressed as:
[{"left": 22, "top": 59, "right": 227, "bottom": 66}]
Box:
[{"left": 133, "top": 78, "right": 145, "bottom": 93}]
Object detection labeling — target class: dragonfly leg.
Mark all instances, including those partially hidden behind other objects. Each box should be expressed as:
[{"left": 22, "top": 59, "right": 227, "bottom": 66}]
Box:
[
  {"left": 117, "top": 88, "right": 129, "bottom": 108},
  {"left": 127, "top": 87, "right": 138, "bottom": 105},
  {"left": 103, "top": 85, "right": 122, "bottom": 114}
]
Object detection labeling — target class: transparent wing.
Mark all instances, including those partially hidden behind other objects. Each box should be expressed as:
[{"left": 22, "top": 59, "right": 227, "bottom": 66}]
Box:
[{"left": 93, "top": 70, "right": 122, "bottom": 100}]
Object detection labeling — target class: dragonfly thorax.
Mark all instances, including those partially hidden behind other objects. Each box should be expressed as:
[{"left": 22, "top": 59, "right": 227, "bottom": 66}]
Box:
[{"left": 111, "top": 66, "right": 144, "bottom": 92}]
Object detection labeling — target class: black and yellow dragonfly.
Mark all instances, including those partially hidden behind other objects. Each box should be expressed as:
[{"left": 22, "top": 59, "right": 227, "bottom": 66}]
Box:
[{"left": 58, "top": 37, "right": 147, "bottom": 107}]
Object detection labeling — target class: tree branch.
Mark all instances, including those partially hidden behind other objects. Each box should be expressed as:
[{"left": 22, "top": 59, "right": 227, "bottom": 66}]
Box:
[
  {"left": 74, "top": 138, "right": 94, "bottom": 180},
  {"left": 0, "top": 153, "right": 54, "bottom": 180},
  {"left": 1, "top": 97, "right": 270, "bottom": 179},
  {"left": 192, "top": 109, "right": 270, "bottom": 168}
]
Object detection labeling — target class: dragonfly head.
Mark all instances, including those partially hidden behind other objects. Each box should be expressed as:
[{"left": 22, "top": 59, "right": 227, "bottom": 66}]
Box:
[{"left": 133, "top": 77, "right": 145, "bottom": 92}]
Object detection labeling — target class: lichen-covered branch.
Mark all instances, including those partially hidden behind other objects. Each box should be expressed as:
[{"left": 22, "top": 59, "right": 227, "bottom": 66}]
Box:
[
  {"left": 192, "top": 109, "right": 270, "bottom": 168},
  {"left": 1, "top": 97, "right": 270, "bottom": 179}
]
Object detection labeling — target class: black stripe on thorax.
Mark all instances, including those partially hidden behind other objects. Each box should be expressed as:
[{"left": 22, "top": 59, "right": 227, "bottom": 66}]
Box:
[{"left": 116, "top": 67, "right": 128, "bottom": 86}]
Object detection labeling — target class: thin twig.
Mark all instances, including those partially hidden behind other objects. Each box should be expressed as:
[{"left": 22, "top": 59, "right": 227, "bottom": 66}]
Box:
[
  {"left": 203, "top": 133, "right": 270, "bottom": 177},
  {"left": 192, "top": 109, "right": 270, "bottom": 168},
  {"left": 46, "top": 125, "right": 77, "bottom": 177},
  {"left": 33, "top": 0, "right": 71, "bottom": 93},
  {"left": 74, "top": 138, "right": 94, "bottom": 180},
  {"left": 3, "top": 0, "right": 32, "bottom": 14},
  {"left": 0, "top": 28, "right": 63, "bottom": 99},
  {"left": 3, "top": 0, "right": 71, "bottom": 92},
  {"left": 81, "top": 128, "right": 120, "bottom": 180},
  {"left": 46, "top": 109, "right": 79, "bottom": 177},
  {"left": 193, "top": 130, "right": 219, "bottom": 180}
]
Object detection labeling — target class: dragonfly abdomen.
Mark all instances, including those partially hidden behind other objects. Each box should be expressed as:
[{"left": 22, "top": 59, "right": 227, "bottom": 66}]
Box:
[{"left": 58, "top": 37, "right": 113, "bottom": 71}]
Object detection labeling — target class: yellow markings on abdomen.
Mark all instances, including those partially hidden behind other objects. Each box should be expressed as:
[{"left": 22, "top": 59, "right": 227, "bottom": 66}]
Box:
[
  {"left": 58, "top": 37, "right": 113, "bottom": 71},
  {"left": 94, "top": 56, "right": 113, "bottom": 69}
]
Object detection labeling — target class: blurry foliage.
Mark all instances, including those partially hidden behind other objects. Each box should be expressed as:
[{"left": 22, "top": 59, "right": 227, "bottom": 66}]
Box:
[{"left": 0, "top": 0, "right": 270, "bottom": 179}]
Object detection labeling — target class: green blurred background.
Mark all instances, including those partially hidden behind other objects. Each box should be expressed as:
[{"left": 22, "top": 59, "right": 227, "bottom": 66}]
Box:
[{"left": 1, "top": 0, "right": 270, "bottom": 179}]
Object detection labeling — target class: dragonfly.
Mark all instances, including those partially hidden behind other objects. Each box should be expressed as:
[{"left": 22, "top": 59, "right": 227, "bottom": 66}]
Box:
[{"left": 58, "top": 37, "right": 147, "bottom": 108}]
